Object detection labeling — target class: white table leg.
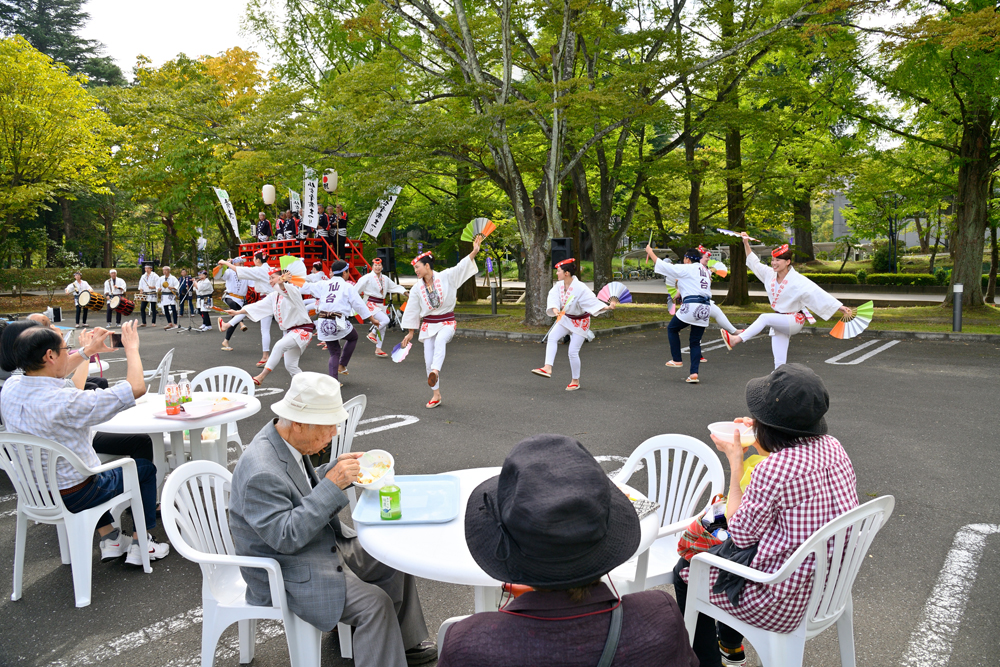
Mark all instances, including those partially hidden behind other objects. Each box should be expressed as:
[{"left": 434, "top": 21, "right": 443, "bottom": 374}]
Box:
[
  {"left": 188, "top": 427, "right": 205, "bottom": 462},
  {"left": 151, "top": 432, "right": 167, "bottom": 500},
  {"left": 473, "top": 585, "right": 502, "bottom": 613}
]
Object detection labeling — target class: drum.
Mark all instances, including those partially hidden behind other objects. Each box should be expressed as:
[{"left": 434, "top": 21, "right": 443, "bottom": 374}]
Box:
[
  {"left": 115, "top": 296, "right": 135, "bottom": 316},
  {"left": 78, "top": 290, "right": 107, "bottom": 311},
  {"left": 244, "top": 286, "right": 261, "bottom": 305}
]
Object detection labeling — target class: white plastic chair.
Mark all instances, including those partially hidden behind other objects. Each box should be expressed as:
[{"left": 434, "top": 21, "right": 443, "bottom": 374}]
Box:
[
  {"left": 191, "top": 366, "right": 255, "bottom": 453},
  {"left": 332, "top": 394, "right": 366, "bottom": 510},
  {"left": 0, "top": 433, "right": 152, "bottom": 608},
  {"left": 160, "top": 460, "right": 351, "bottom": 666},
  {"left": 143, "top": 348, "right": 175, "bottom": 394},
  {"left": 437, "top": 614, "right": 471, "bottom": 653},
  {"left": 608, "top": 434, "right": 724, "bottom": 594},
  {"left": 684, "top": 496, "right": 895, "bottom": 667}
]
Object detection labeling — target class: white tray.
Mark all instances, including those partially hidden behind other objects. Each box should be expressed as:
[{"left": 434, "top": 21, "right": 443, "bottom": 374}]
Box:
[{"left": 352, "top": 474, "right": 461, "bottom": 525}]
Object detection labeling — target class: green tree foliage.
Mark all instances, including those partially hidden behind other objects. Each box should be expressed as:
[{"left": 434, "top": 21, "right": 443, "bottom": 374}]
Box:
[
  {"left": 0, "top": 0, "right": 126, "bottom": 86},
  {"left": 0, "top": 35, "right": 116, "bottom": 266}
]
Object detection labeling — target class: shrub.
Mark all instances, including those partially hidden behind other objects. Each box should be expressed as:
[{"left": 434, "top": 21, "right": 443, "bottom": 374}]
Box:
[
  {"left": 871, "top": 246, "right": 895, "bottom": 272},
  {"left": 856, "top": 269, "right": 867, "bottom": 285},
  {"left": 935, "top": 268, "right": 950, "bottom": 285},
  {"left": 800, "top": 273, "right": 858, "bottom": 285},
  {"left": 865, "top": 273, "right": 938, "bottom": 286}
]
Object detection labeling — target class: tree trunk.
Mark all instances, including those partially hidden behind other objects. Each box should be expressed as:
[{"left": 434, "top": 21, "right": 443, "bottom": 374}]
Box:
[
  {"left": 61, "top": 197, "right": 73, "bottom": 246},
  {"left": 987, "top": 223, "right": 997, "bottom": 304},
  {"left": 792, "top": 191, "right": 815, "bottom": 262},
  {"left": 929, "top": 206, "right": 942, "bottom": 274},
  {"left": 456, "top": 163, "right": 477, "bottom": 303},
  {"left": 721, "top": 127, "right": 749, "bottom": 305},
  {"left": 46, "top": 212, "right": 61, "bottom": 267},
  {"left": 161, "top": 215, "right": 176, "bottom": 266},
  {"left": 102, "top": 214, "right": 113, "bottom": 268},
  {"left": 685, "top": 90, "right": 701, "bottom": 235},
  {"left": 561, "top": 182, "right": 581, "bottom": 260},
  {"left": 945, "top": 110, "right": 992, "bottom": 307}
]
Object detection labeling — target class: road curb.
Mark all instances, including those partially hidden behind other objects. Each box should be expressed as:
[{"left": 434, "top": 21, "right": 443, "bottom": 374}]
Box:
[{"left": 454, "top": 321, "right": 1000, "bottom": 344}]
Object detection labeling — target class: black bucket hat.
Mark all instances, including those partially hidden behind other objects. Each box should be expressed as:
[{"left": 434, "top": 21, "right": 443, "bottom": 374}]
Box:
[
  {"left": 465, "top": 434, "right": 641, "bottom": 589},
  {"left": 746, "top": 363, "right": 829, "bottom": 437}
]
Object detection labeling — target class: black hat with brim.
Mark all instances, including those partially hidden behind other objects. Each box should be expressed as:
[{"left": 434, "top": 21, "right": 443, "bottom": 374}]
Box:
[
  {"left": 746, "top": 363, "right": 829, "bottom": 437},
  {"left": 465, "top": 434, "right": 641, "bottom": 589}
]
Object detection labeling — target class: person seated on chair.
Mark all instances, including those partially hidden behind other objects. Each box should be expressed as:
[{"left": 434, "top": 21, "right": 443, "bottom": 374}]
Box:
[
  {"left": 228, "top": 372, "right": 436, "bottom": 667},
  {"left": 0, "top": 320, "right": 170, "bottom": 567},
  {"left": 673, "top": 364, "right": 859, "bottom": 667},
  {"left": 437, "top": 434, "right": 698, "bottom": 667}
]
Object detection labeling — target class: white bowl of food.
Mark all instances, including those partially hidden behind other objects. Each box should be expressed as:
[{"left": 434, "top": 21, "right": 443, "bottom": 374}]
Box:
[
  {"left": 355, "top": 449, "right": 395, "bottom": 490},
  {"left": 707, "top": 421, "right": 756, "bottom": 446}
]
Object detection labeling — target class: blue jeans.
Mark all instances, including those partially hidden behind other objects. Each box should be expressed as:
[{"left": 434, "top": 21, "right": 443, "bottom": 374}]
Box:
[
  {"left": 667, "top": 315, "right": 706, "bottom": 375},
  {"left": 61, "top": 458, "right": 157, "bottom": 531}
]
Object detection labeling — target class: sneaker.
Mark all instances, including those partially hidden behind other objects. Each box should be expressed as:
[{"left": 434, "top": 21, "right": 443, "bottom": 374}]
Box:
[
  {"left": 125, "top": 535, "right": 170, "bottom": 566},
  {"left": 405, "top": 639, "right": 438, "bottom": 665},
  {"left": 719, "top": 642, "right": 748, "bottom": 666},
  {"left": 99, "top": 534, "right": 132, "bottom": 562}
]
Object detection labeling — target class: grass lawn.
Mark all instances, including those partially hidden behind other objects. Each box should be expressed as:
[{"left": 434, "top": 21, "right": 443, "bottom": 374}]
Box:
[{"left": 455, "top": 302, "right": 1000, "bottom": 336}]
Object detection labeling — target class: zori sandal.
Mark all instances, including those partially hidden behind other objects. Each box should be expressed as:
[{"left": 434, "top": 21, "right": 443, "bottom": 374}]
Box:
[
  {"left": 665, "top": 360, "right": 683, "bottom": 368},
  {"left": 531, "top": 368, "right": 552, "bottom": 378},
  {"left": 565, "top": 382, "right": 580, "bottom": 391},
  {"left": 425, "top": 398, "right": 442, "bottom": 409}
]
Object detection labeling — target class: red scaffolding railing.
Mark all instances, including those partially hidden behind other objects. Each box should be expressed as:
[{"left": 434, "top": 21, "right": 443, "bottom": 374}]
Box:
[{"left": 238, "top": 237, "right": 371, "bottom": 282}]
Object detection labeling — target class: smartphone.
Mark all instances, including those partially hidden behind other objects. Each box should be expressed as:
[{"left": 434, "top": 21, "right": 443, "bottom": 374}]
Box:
[{"left": 110, "top": 333, "right": 123, "bottom": 348}]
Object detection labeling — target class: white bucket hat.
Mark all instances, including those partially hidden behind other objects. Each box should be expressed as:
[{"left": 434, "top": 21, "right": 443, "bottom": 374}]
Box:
[{"left": 270, "top": 372, "right": 349, "bottom": 425}]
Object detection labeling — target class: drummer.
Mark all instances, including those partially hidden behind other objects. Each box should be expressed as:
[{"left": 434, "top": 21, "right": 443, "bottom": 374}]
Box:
[
  {"left": 137, "top": 264, "right": 159, "bottom": 327},
  {"left": 104, "top": 269, "right": 127, "bottom": 328},
  {"left": 64, "top": 271, "right": 92, "bottom": 328},
  {"left": 158, "top": 266, "right": 180, "bottom": 331}
]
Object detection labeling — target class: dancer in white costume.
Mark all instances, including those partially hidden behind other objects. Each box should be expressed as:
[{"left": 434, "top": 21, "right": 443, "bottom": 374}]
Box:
[
  {"left": 355, "top": 257, "right": 406, "bottom": 357},
  {"left": 531, "top": 258, "right": 615, "bottom": 391},
  {"left": 216, "top": 258, "right": 249, "bottom": 350},
  {"left": 225, "top": 268, "right": 314, "bottom": 385},
  {"left": 648, "top": 245, "right": 713, "bottom": 383},
  {"left": 400, "top": 237, "right": 482, "bottom": 409},
  {"left": 301, "top": 260, "right": 377, "bottom": 381},
  {"left": 218, "top": 251, "right": 274, "bottom": 367},
  {"left": 663, "top": 249, "right": 738, "bottom": 365},
  {"left": 722, "top": 233, "right": 853, "bottom": 368},
  {"left": 194, "top": 269, "right": 214, "bottom": 331}
]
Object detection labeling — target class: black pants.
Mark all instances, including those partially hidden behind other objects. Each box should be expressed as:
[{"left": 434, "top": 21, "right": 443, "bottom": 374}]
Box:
[
  {"left": 75, "top": 305, "right": 88, "bottom": 325},
  {"left": 106, "top": 304, "right": 121, "bottom": 325},
  {"left": 673, "top": 558, "right": 743, "bottom": 667},
  {"left": 84, "top": 376, "right": 109, "bottom": 391},
  {"left": 178, "top": 297, "right": 195, "bottom": 315},
  {"left": 92, "top": 432, "right": 154, "bottom": 462},
  {"left": 336, "top": 234, "right": 347, "bottom": 259},
  {"left": 201, "top": 311, "right": 211, "bottom": 327},
  {"left": 162, "top": 305, "right": 177, "bottom": 325},
  {"left": 140, "top": 300, "right": 157, "bottom": 325},
  {"left": 667, "top": 315, "right": 706, "bottom": 375},
  {"left": 223, "top": 297, "right": 243, "bottom": 341}
]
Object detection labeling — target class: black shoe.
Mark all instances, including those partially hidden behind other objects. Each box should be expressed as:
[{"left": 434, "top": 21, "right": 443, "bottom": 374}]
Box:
[{"left": 405, "top": 639, "right": 437, "bottom": 665}]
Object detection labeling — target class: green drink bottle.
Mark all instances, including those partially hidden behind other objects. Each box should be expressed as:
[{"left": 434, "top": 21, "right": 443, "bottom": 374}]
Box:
[{"left": 379, "top": 484, "right": 402, "bottom": 520}]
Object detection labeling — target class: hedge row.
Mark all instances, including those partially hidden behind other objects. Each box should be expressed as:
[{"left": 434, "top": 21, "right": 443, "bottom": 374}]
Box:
[
  {"left": 0, "top": 268, "right": 151, "bottom": 292},
  {"left": 865, "top": 273, "right": 938, "bottom": 286}
]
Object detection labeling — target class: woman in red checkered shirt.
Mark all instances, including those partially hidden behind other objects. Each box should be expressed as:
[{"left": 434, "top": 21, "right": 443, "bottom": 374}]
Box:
[{"left": 673, "top": 364, "right": 859, "bottom": 667}]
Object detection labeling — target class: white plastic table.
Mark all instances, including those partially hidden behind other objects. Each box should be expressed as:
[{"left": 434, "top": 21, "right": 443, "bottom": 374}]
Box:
[
  {"left": 88, "top": 360, "right": 110, "bottom": 374},
  {"left": 355, "top": 467, "right": 660, "bottom": 612},
  {"left": 95, "top": 391, "right": 261, "bottom": 492}
]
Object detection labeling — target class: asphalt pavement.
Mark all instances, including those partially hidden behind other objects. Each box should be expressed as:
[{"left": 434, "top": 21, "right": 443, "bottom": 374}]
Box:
[{"left": 0, "top": 317, "right": 997, "bottom": 667}]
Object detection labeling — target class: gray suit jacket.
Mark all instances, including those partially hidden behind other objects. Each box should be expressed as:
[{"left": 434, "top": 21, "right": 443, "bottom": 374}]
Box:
[{"left": 229, "top": 420, "right": 353, "bottom": 630}]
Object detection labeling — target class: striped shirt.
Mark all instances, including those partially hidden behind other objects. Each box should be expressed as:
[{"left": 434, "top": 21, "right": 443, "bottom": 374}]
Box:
[
  {"left": 679, "top": 434, "right": 858, "bottom": 632},
  {"left": 0, "top": 375, "right": 136, "bottom": 489}
]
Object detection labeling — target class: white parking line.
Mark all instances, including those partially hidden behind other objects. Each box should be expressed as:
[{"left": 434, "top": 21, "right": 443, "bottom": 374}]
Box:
[
  {"left": 159, "top": 620, "right": 286, "bottom": 667},
  {"left": 903, "top": 523, "right": 1000, "bottom": 666},
  {"left": 681, "top": 340, "right": 729, "bottom": 354},
  {"left": 825, "top": 339, "right": 900, "bottom": 365},
  {"left": 0, "top": 493, "right": 16, "bottom": 503},
  {"left": 355, "top": 414, "right": 420, "bottom": 437},
  {"left": 51, "top": 607, "right": 203, "bottom": 667}
]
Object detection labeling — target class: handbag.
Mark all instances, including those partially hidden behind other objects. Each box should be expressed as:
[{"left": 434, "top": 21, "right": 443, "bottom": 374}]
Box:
[{"left": 676, "top": 493, "right": 728, "bottom": 561}]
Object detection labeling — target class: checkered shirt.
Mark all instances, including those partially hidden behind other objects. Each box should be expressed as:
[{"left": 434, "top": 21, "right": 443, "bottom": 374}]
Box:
[
  {"left": 680, "top": 434, "right": 858, "bottom": 633},
  {"left": 0, "top": 375, "right": 136, "bottom": 489}
]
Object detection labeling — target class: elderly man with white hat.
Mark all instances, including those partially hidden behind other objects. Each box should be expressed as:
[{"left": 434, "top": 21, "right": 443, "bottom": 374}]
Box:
[{"left": 228, "top": 372, "right": 435, "bottom": 666}]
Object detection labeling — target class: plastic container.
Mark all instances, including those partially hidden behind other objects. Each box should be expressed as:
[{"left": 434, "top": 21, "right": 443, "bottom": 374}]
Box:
[
  {"left": 164, "top": 375, "right": 181, "bottom": 415},
  {"left": 379, "top": 484, "right": 402, "bottom": 520},
  {"left": 707, "top": 421, "right": 755, "bottom": 446},
  {"left": 178, "top": 373, "right": 192, "bottom": 403},
  {"left": 355, "top": 449, "right": 395, "bottom": 490}
]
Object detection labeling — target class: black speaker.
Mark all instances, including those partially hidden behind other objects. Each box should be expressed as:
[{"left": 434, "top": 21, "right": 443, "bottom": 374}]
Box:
[
  {"left": 376, "top": 247, "right": 396, "bottom": 273},
  {"left": 551, "top": 237, "right": 572, "bottom": 267}
]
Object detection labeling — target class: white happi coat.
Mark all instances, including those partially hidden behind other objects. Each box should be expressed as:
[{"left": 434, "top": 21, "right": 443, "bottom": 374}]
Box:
[
  {"left": 301, "top": 277, "right": 373, "bottom": 342},
  {"left": 223, "top": 268, "right": 249, "bottom": 304},
  {"left": 243, "top": 283, "right": 313, "bottom": 350},
  {"left": 104, "top": 277, "right": 126, "bottom": 297},
  {"left": 159, "top": 275, "right": 180, "bottom": 306},
  {"left": 65, "top": 280, "right": 92, "bottom": 305},
  {"left": 138, "top": 272, "right": 160, "bottom": 302},
  {"left": 355, "top": 271, "right": 406, "bottom": 314},
  {"left": 400, "top": 256, "right": 478, "bottom": 341},
  {"left": 235, "top": 265, "right": 275, "bottom": 296},
  {"left": 195, "top": 278, "right": 214, "bottom": 311},
  {"left": 747, "top": 254, "right": 842, "bottom": 323},
  {"left": 545, "top": 277, "right": 606, "bottom": 337},
  {"left": 653, "top": 259, "right": 713, "bottom": 327}
]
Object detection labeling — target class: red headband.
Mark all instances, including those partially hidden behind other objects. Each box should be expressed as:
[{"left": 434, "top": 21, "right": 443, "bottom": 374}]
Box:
[
  {"left": 771, "top": 244, "right": 790, "bottom": 258},
  {"left": 555, "top": 258, "right": 575, "bottom": 269},
  {"left": 372, "top": 257, "right": 382, "bottom": 264},
  {"left": 411, "top": 251, "right": 433, "bottom": 266},
  {"left": 697, "top": 245, "right": 710, "bottom": 257}
]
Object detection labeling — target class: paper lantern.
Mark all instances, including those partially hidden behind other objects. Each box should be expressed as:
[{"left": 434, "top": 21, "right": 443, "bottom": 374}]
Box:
[
  {"left": 262, "top": 184, "right": 276, "bottom": 205},
  {"left": 322, "top": 170, "right": 338, "bottom": 193}
]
